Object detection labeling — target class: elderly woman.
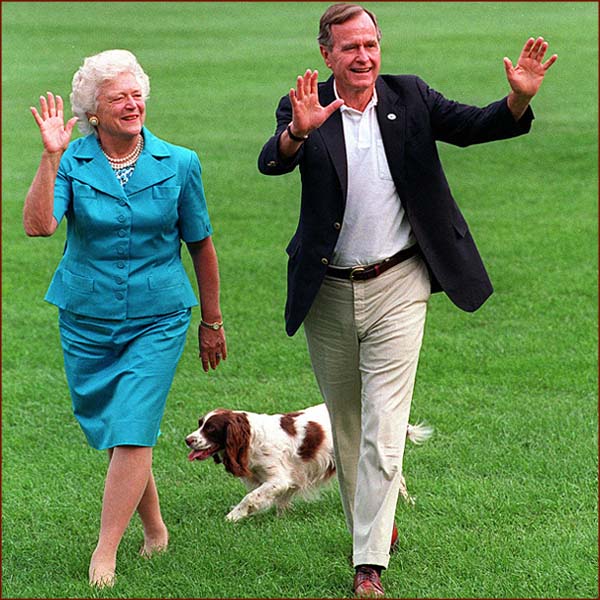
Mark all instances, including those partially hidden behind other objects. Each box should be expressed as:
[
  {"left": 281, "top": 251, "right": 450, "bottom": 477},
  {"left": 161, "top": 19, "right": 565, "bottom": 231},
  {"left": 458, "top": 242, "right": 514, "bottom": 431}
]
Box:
[{"left": 23, "top": 49, "right": 227, "bottom": 588}]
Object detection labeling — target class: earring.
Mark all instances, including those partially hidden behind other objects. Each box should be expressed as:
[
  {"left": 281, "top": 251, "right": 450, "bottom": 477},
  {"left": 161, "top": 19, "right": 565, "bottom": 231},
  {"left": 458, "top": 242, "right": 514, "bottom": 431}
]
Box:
[{"left": 88, "top": 116, "right": 99, "bottom": 127}]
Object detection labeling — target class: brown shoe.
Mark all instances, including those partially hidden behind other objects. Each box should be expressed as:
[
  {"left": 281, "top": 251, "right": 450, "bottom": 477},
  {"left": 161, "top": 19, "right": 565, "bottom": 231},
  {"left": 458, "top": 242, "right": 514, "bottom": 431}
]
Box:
[{"left": 353, "top": 566, "right": 385, "bottom": 598}]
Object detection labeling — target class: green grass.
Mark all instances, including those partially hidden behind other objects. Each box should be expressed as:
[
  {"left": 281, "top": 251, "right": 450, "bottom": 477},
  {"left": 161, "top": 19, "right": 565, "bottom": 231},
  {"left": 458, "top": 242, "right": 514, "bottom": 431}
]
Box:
[{"left": 2, "top": 2, "right": 597, "bottom": 598}]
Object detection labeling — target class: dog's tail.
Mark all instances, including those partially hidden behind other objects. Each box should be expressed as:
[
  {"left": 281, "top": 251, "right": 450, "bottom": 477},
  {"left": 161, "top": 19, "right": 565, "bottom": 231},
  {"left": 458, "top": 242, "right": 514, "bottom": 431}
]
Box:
[{"left": 407, "top": 422, "right": 433, "bottom": 445}]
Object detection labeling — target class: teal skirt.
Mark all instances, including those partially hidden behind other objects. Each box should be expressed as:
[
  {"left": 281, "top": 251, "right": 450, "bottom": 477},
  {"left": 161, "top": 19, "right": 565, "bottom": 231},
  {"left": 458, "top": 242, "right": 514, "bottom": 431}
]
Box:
[{"left": 58, "top": 309, "right": 191, "bottom": 450}]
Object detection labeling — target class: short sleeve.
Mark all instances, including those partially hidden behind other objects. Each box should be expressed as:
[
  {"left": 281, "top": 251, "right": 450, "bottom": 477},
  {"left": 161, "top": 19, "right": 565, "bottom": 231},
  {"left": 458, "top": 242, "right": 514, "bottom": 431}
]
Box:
[
  {"left": 53, "top": 162, "right": 72, "bottom": 224},
  {"left": 178, "top": 152, "right": 213, "bottom": 243}
]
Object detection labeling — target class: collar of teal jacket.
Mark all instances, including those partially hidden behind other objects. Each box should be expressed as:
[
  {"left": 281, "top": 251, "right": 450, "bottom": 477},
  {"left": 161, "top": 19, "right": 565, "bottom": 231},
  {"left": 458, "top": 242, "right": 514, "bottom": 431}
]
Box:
[{"left": 66, "top": 127, "right": 177, "bottom": 200}]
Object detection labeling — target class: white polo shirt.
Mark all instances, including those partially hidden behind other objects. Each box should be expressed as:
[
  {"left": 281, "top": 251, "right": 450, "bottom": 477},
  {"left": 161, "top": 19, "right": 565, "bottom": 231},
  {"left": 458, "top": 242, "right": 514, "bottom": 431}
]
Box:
[{"left": 331, "top": 82, "right": 414, "bottom": 268}]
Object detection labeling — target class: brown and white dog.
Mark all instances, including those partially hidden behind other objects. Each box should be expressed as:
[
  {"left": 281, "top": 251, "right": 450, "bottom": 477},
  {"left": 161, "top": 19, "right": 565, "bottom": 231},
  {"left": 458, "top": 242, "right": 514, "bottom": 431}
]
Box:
[{"left": 185, "top": 403, "right": 432, "bottom": 522}]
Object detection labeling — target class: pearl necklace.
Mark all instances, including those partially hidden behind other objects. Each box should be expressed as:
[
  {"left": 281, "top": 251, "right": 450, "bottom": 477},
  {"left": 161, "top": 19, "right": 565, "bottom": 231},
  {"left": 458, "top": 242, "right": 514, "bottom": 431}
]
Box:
[{"left": 102, "top": 135, "right": 144, "bottom": 169}]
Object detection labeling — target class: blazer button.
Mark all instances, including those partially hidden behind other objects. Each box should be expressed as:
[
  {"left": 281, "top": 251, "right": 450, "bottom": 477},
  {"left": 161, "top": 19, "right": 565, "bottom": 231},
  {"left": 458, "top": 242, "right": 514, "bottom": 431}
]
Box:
[
  {"left": 321, "top": 257, "right": 329, "bottom": 265},
  {"left": 115, "top": 292, "right": 124, "bottom": 300},
  {"left": 118, "top": 229, "right": 127, "bottom": 237},
  {"left": 333, "top": 222, "right": 341, "bottom": 230},
  {"left": 117, "top": 215, "right": 126, "bottom": 223}
]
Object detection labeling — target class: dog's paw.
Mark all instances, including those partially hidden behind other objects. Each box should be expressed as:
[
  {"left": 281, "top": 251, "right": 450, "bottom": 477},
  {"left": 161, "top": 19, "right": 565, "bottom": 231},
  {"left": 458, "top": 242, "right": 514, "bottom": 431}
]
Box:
[{"left": 226, "top": 507, "right": 245, "bottom": 522}]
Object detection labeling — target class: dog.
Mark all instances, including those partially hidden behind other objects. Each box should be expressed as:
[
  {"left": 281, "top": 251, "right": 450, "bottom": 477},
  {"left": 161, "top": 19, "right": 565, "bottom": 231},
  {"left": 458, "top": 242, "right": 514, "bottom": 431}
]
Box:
[{"left": 185, "top": 403, "right": 432, "bottom": 522}]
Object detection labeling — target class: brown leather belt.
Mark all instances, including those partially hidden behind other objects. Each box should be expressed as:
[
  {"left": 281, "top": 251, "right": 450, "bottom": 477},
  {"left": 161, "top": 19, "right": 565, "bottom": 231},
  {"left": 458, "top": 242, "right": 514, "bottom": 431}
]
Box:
[{"left": 326, "top": 245, "right": 419, "bottom": 281}]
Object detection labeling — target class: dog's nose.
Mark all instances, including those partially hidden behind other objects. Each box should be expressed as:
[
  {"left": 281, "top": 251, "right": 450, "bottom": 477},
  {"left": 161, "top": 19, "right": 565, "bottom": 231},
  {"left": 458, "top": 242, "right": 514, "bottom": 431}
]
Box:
[{"left": 185, "top": 436, "right": 194, "bottom": 447}]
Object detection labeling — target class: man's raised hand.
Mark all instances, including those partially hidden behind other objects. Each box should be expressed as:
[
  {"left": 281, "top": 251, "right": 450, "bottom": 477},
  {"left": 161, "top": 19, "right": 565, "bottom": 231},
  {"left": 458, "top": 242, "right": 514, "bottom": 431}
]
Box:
[{"left": 289, "top": 69, "right": 344, "bottom": 136}]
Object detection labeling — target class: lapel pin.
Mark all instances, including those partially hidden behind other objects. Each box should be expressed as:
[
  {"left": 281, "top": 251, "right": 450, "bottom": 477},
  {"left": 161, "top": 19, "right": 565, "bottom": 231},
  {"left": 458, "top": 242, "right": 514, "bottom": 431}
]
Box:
[{"left": 387, "top": 113, "right": 397, "bottom": 121}]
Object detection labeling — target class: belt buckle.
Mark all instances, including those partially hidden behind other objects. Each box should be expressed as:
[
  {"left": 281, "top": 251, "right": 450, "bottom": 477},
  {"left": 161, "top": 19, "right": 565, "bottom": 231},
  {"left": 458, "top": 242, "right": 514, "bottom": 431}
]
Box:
[{"left": 349, "top": 266, "right": 366, "bottom": 281}]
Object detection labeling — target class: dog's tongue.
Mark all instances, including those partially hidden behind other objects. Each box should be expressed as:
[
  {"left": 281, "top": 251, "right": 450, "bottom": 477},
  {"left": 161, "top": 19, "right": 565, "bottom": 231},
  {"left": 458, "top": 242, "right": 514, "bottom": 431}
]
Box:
[{"left": 188, "top": 448, "right": 214, "bottom": 461}]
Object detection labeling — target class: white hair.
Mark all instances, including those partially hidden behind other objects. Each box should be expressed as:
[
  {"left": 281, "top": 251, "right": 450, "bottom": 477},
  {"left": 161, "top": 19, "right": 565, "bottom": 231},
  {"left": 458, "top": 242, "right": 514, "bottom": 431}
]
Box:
[{"left": 70, "top": 49, "right": 150, "bottom": 136}]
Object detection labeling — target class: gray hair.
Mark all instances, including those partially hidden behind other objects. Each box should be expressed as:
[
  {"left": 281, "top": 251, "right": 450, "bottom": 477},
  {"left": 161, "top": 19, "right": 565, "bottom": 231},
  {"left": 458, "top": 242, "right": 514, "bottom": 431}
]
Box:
[
  {"left": 317, "top": 3, "right": 381, "bottom": 50},
  {"left": 70, "top": 49, "right": 150, "bottom": 136}
]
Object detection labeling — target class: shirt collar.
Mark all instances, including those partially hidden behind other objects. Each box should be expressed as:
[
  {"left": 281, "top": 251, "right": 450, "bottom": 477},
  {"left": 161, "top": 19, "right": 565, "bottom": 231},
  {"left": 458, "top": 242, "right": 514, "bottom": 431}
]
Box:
[{"left": 334, "top": 79, "right": 378, "bottom": 114}]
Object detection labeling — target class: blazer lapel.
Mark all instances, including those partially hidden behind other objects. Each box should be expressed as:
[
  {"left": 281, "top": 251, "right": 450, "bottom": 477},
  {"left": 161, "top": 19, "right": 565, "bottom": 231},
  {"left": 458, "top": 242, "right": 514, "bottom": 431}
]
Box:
[
  {"left": 375, "top": 78, "right": 406, "bottom": 189},
  {"left": 124, "top": 129, "right": 176, "bottom": 195},
  {"left": 317, "top": 76, "right": 348, "bottom": 198},
  {"left": 66, "top": 128, "right": 176, "bottom": 199},
  {"left": 316, "top": 77, "right": 406, "bottom": 199},
  {"left": 68, "top": 135, "right": 127, "bottom": 200}
]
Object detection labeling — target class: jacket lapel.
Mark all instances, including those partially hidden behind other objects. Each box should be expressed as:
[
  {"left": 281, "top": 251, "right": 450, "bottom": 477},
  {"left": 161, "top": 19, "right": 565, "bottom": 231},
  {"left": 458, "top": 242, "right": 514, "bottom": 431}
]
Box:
[
  {"left": 66, "top": 128, "right": 176, "bottom": 199},
  {"left": 317, "top": 76, "right": 348, "bottom": 198},
  {"left": 124, "top": 128, "right": 176, "bottom": 195},
  {"left": 375, "top": 78, "right": 406, "bottom": 189},
  {"left": 317, "top": 77, "right": 407, "bottom": 199},
  {"left": 68, "top": 135, "right": 127, "bottom": 200}
]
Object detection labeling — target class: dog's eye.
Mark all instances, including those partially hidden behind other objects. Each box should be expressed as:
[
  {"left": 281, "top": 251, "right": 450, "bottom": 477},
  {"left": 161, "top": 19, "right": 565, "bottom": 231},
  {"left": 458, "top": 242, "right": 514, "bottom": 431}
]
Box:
[{"left": 198, "top": 417, "right": 204, "bottom": 428}]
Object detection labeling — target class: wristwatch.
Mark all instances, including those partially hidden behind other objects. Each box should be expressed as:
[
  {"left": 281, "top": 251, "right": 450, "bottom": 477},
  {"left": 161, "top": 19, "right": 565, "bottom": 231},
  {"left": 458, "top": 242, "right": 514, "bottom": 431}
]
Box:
[
  {"left": 287, "top": 124, "right": 309, "bottom": 142},
  {"left": 200, "top": 320, "right": 224, "bottom": 330}
]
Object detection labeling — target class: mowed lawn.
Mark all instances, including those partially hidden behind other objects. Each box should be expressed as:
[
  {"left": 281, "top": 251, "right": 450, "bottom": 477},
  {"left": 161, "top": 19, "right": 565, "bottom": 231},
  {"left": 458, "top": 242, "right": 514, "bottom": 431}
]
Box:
[{"left": 2, "top": 2, "right": 597, "bottom": 598}]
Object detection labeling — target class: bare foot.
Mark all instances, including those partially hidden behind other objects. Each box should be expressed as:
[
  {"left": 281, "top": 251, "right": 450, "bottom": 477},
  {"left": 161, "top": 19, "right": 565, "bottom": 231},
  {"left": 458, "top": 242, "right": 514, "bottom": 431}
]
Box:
[
  {"left": 89, "top": 550, "right": 116, "bottom": 588},
  {"left": 139, "top": 525, "right": 169, "bottom": 558}
]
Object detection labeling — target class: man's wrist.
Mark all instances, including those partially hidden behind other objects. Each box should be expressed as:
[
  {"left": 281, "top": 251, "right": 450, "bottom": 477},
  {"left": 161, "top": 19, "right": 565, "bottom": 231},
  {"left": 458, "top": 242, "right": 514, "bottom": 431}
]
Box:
[
  {"left": 287, "top": 124, "right": 309, "bottom": 142},
  {"left": 507, "top": 91, "right": 532, "bottom": 121}
]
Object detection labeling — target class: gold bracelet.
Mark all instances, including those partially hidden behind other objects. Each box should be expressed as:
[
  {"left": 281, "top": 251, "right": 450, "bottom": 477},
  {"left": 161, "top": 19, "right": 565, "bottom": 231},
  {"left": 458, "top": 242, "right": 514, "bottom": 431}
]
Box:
[{"left": 200, "top": 319, "right": 224, "bottom": 331}]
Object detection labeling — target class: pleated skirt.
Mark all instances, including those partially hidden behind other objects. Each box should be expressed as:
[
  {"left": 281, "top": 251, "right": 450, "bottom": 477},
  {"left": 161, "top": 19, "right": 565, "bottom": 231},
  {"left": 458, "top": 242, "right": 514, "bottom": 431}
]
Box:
[{"left": 58, "top": 308, "right": 191, "bottom": 450}]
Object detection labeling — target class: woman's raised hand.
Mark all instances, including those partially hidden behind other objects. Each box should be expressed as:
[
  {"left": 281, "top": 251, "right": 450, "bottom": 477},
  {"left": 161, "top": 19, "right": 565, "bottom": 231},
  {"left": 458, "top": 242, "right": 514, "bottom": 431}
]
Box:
[{"left": 30, "top": 92, "right": 78, "bottom": 154}]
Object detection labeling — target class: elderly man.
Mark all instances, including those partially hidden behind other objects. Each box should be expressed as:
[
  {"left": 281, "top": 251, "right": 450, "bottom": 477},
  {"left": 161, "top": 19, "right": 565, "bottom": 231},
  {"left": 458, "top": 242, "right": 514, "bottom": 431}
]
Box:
[{"left": 258, "top": 3, "right": 556, "bottom": 597}]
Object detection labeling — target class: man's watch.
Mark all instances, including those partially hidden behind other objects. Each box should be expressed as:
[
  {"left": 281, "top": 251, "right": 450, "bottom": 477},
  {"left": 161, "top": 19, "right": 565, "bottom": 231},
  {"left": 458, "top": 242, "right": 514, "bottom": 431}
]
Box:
[
  {"left": 200, "top": 319, "right": 224, "bottom": 331},
  {"left": 287, "top": 124, "right": 309, "bottom": 142}
]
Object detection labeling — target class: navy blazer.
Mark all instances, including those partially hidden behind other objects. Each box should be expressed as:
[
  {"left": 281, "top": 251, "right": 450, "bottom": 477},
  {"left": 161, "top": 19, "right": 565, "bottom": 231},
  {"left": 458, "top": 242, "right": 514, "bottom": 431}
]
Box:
[{"left": 258, "top": 75, "right": 534, "bottom": 336}]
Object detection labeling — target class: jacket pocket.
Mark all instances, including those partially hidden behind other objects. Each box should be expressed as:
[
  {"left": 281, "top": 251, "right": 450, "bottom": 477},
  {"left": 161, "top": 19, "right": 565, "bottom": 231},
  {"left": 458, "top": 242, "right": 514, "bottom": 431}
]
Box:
[
  {"left": 151, "top": 186, "right": 181, "bottom": 229},
  {"left": 72, "top": 181, "right": 97, "bottom": 198},
  {"left": 152, "top": 186, "right": 181, "bottom": 200},
  {"left": 62, "top": 269, "right": 95, "bottom": 294},
  {"left": 147, "top": 268, "right": 185, "bottom": 290}
]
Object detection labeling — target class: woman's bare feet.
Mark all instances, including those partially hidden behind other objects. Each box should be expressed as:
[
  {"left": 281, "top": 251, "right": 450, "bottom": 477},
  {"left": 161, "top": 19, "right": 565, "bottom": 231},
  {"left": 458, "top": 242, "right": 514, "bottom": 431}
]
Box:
[
  {"left": 89, "top": 549, "right": 116, "bottom": 588},
  {"left": 139, "top": 524, "right": 169, "bottom": 558}
]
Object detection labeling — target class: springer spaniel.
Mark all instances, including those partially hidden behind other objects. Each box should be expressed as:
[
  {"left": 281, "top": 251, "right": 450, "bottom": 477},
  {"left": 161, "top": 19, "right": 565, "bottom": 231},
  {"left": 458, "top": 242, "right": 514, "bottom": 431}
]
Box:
[{"left": 185, "top": 403, "right": 432, "bottom": 522}]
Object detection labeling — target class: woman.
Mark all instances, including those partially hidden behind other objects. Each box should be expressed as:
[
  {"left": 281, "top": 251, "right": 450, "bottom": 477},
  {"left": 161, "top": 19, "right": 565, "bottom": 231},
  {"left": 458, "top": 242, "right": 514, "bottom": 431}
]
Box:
[{"left": 23, "top": 49, "right": 227, "bottom": 588}]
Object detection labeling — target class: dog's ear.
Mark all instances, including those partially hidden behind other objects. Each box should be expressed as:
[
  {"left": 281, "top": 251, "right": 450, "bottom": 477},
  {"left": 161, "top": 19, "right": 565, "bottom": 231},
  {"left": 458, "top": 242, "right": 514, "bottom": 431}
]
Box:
[{"left": 222, "top": 413, "right": 252, "bottom": 478}]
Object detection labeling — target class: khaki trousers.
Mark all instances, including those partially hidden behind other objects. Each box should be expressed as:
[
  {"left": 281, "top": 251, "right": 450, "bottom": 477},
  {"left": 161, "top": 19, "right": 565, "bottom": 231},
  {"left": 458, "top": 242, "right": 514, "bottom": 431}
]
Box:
[{"left": 304, "top": 255, "right": 430, "bottom": 568}]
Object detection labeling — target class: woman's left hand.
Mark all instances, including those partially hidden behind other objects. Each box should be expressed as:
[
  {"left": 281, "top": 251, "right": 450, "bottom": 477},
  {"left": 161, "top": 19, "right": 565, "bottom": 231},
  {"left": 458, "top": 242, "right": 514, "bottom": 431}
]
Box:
[{"left": 198, "top": 325, "right": 227, "bottom": 372}]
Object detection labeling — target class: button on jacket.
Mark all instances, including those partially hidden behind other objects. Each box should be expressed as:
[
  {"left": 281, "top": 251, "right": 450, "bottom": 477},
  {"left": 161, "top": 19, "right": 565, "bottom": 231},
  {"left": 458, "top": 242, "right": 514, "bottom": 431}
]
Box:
[
  {"left": 258, "top": 75, "right": 534, "bottom": 336},
  {"left": 45, "top": 127, "right": 213, "bottom": 319}
]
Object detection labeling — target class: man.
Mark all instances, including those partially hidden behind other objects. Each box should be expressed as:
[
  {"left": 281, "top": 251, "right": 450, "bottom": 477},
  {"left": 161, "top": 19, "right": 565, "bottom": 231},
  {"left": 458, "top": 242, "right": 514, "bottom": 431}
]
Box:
[{"left": 258, "top": 3, "right": 556, "bottom": 597}]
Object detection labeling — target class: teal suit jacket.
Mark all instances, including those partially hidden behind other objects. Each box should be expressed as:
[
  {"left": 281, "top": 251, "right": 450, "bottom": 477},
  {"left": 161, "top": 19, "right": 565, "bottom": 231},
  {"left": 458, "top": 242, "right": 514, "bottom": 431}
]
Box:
[{"left": 45, "top": 128, "right": 213, "bottom": 319}]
